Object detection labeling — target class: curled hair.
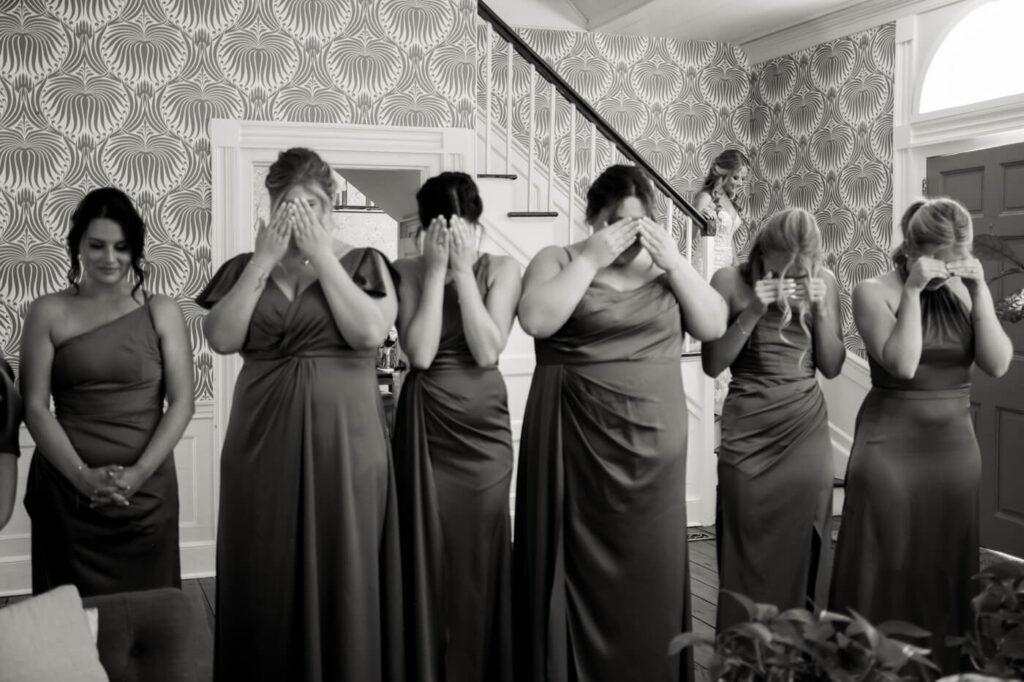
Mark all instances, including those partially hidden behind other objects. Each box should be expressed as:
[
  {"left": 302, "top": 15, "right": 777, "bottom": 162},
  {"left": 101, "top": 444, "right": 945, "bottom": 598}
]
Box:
[
  {"left": 700, "top": 149, "right": 750, "bottom": 213},
  {"left": 265, "top": 147, "right": 337, "bottom": 207},
  {"left": 585, "top": 165, "right": 655, "bottom": 225},
  {"left": 415, "top": 171, "right": 483, "bottom": 231},
  {"left": 892, "top": 197, "right": 972, "bottom": 268},
  {"left": 740, "top": 208, "right": 824, "bottom": 360},
  {"left": 66, "top": 187, "right": 146, "bottom": 296}
]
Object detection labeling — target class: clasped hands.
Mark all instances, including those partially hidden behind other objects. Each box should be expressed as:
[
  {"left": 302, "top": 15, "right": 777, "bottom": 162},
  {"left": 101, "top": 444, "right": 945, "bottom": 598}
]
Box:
[
  {"left": 76, "top": 464, "right": 146, "bottom": 509},
  {"left": 421, "top": 215, "right": 478, "bottom": 275},
  {"left": 581, "top": 216, "right": 683, "bottom": 271},
  {"left": 253, "top": 198, "right": 334, "bottom": 267},
  {"left": 905, "top": 256, "right": 985, "bottom": 294}
]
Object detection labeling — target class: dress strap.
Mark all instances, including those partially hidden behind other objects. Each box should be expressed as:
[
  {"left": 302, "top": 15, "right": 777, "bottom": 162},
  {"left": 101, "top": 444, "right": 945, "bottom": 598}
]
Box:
[{"left": 563, "top": 246, "right": 574, "bottom": 262}]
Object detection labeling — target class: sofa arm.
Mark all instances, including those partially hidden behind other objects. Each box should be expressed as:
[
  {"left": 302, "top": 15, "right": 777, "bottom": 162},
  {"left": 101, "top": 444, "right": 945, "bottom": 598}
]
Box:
[{"left": 82, "top": 588, "right": 200, "bottom": 682}]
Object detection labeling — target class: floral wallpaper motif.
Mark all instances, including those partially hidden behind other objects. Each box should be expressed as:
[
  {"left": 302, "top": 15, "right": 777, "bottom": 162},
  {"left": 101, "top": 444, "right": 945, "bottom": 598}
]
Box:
[
  {"left": 746, "top": 24, "right": 895, "bottom": 354},
  {"left": 0, "top": 0, "right": 476, "bottom": 400},
  {"left": 481, "top": 27, "right": 751, "bottom": 251}
]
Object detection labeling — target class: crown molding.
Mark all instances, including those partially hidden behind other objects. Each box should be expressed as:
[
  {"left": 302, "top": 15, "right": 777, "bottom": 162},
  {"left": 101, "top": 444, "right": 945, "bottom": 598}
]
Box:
[{"left": 741, "top": 0, "right": 961, "bottom": 64}]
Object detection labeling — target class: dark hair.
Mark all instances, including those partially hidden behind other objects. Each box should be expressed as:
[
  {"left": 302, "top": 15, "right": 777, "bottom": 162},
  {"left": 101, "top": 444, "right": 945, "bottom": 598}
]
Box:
[
  {"left": 67, "top": 187, "right": 146, "bottom": 295},
  {"left": 415, "top": 171, "right": 483, "bottom": 231},
  {"left": 700, "top": 149, "right": 750, "bottom": 212},
  {"left": 265, "top": 147, "right": 337, "bottom": 206},
  {"left": 585, "top": 165, "right": 655, "bottom": 225}
]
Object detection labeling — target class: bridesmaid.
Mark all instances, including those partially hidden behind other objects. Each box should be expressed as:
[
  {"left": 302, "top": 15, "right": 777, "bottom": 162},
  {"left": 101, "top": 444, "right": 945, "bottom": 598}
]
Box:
[
  {"left": 20, "top": 187, "right": 193, "bottom": 596},
  {"left": 701, "top": 208, "right": 846, "bottom": 629},
  {"left": 513, "top": 165, "right": 728, "bottom": 682},
  {"left": 830, "top": 198, "right": 1012, "bottom": 673},
  {"left": 392, "top": 172, "right": 519, "bottom": 682},
  {"left": 0, "top": 359, "right": 22, "bottom": 531},
  {"left": 198, "top": 148, "right": 404, "bottom": 682}
]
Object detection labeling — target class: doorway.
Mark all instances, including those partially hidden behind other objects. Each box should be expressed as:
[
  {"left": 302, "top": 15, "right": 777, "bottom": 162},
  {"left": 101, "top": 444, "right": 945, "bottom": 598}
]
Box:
[{"left": 927, "top": 141, "right": 1024, "bottom": 558}]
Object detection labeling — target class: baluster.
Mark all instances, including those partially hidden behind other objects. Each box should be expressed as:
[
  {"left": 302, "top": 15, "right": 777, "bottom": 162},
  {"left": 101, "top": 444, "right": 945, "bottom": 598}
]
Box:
[
  {"left": 547, "top": 85, "right": 555, "bottom": 212},
  {"left": 505, "top": 42, "right": 513, "bottom": 175},
  {"left": 527, "top": 69, "right": 536, "bottom": 211},
  {"left": 484, "top": 24, "right": 492, "bottom": 174},
  {"left": 568, "top": 108, "right": 576, "bottom": 243},
  {"left": 665, "top": 201, "right": 674, "bottom": 234},
  {"left": 683, "top": 215, "right": 692, "bottom": 353},
  {"left": 588, "top": 124, "right": 596, "bottom": 187}
]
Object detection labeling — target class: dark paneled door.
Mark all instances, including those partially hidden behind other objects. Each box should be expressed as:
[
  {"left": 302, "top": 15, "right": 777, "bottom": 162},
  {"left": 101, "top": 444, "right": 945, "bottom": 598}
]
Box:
[{"left": 927, "top": 142, "right": 1024, "bottom": 558}]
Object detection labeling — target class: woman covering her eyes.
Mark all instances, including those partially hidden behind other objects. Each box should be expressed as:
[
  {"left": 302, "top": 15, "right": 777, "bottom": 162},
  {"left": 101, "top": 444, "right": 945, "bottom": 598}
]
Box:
[
  {"left": 830, "top": 198, "right": 1012, "bottom": 674},
  {"left": 197, "top": 148, "right": 403, "bottom": 681},
  {"left": 701, "top": 208, "right": 846, "bottom": 629},
  {"left": 20, "top": 187, "right": 194, "bottom": 596},
  {"left": 391, "top": 172, "right": 520, "bottom": 682},
  {"left": 513, "top": 165, "right": 728, "bottom": 682}
]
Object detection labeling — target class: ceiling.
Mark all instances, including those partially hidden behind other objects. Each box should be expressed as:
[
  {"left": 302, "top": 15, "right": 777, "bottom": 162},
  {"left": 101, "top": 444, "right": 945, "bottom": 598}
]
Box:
[{"left": 484, "top": 0, "right": 934, "bottom": 62}]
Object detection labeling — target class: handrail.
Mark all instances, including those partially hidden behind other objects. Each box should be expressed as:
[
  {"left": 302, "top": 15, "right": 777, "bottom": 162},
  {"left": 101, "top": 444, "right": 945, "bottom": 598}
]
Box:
[{"left": 477, "top": 1, "right": 710, "bottom": 235}]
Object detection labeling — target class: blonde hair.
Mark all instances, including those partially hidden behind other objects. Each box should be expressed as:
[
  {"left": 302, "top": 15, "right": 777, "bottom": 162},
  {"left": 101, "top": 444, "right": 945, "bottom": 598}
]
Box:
[
  {"left": 741, "top": 208, "right": 824, "bottom": 359},
  {"left": 893, "top": 197, "right": 973, "bottom": 266}
]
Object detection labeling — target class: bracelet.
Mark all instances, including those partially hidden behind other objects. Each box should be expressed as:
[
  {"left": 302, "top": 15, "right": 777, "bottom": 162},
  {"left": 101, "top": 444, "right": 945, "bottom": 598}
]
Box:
[
  {"left": 735, "top": 317, "right": 751, "bottom": 336},
  {"left": 247, "top": 261, "right": 269, "bottom": 278}
]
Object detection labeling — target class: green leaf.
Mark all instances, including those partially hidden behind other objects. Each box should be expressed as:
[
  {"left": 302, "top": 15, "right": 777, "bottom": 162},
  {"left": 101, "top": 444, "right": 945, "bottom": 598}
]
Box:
[
  {"left": 847, "top": 610, "right": 882, "bottom": 650},
  {"left": 722, "top": 590, "right": 758, "bottom": 620},
  {"left": 877, "top": 620, "right": 932, "bottom": 640},
  {"left": 734, "top": 622, "right": 774, "bottom": 644},
  {"left": 667, "top": 632, "right": 712, "bottom": 655}
]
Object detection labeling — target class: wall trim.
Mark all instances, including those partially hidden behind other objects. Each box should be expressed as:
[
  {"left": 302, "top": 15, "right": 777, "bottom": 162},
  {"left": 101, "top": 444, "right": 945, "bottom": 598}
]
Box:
[{"left": 742, "top": 0, "right": 960, "bottom": 65}]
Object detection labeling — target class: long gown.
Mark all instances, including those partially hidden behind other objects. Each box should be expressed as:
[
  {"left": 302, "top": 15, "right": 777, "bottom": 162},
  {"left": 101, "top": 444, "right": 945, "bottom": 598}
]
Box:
[
  {"left": 830, "top": 282, "right": 977, "bottom": 674},
  {"left": 716, "top": 305, "right": 833, "bottom": 629},
  {"left": 25, "top": 302, "right": 181, "bottom": 597},
  {"left": 196, "top": 248, "right": 404, "bottom": 682},
  {"left": 392, "top": 254, "right": 514, "bottom": 682},
  {"left": 513, "top": 262, "right": 693, "bottom": 682}
]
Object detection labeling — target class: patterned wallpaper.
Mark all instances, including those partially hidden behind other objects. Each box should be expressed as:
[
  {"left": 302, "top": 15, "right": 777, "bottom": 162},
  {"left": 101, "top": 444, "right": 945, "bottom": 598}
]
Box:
[
  {"left": 484, "top": 27, "right": 751, "bottom": 253},
  {"left": 747, "top": 24, "right": 895, "bottom": 354},
  {"left": 0, "top": 0, "right": 476, "bottom": 400}
]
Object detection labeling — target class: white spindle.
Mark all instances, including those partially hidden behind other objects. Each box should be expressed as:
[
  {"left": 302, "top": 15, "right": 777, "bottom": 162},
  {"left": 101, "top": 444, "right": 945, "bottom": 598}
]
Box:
[
  {"left": 547, "top": 86, "right": 555, "bottom": 212},
  {"left": 484, "top": 24, "right": 492, "bottom": 174},
  {"left": 568, "top": 108, "right": 576, "bottom": 242},
  {"left": 588, "top": 124, "right": 596, "bottom": 186},
  {"left": 683, "top": 215, "right": 693, "bottom": 353},
  {"left": 527, "top": 69, "right": 536, "bottom": 211},
  {"left": 665, "top": 201, "right": 674, "bottom": 234},
  {"left": 505, "top": 43, "right": 513, "bottom": 175}
]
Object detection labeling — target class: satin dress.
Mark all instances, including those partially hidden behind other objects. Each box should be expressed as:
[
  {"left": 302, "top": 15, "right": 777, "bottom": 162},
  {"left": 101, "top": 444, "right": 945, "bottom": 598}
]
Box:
[
  {"left": 513, "top": 259, "right": 693, "bottom": 682},
  {"left": 716, "top": 306, "right": 834, "bottom": 629},
  {"left": 197, "top": 248, "right": 404, "bottom": 682},
  {"left": 830, "top": 282, "right": 978, "bottom": 674},
  {"left": 25, "top": 302, "right": 181, "bottom": 596},
  {"left": 392, "top": 254, "right": 514, "bottom": 682}
]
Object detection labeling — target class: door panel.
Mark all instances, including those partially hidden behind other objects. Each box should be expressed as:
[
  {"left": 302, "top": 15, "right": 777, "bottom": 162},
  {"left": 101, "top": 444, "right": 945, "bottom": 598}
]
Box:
[{"left": 928, "top": 141, "right": 1024, "bottom": 557}]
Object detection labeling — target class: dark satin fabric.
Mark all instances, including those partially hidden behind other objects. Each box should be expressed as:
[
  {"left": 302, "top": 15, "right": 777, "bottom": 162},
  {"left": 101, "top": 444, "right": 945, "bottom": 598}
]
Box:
[
  {"left": 830, "top": 283, "right": 977, "bottom": 675},
  {"left": 24, "top": 304, "right": 181, "bottom": 597},
  {"left": 1, "top": 359, "right": 20, "bottom": 455},
  {"left": 717, "top": 306, "right": 833, "bottom": 629},
  {"left": 196, "top": 248, "right": 404, "bottom": 682},
  {"left": 513, "top": 272, "right": 693, "bottom": 682},
  {"left": 393, "top": 255, "right": 514, "bottom": 682}
]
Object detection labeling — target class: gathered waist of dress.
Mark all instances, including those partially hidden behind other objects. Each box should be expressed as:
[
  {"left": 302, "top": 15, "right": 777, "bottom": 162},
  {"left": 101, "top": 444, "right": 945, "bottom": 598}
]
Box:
[
  {"left": 534, "top": 351, "right": 682, "bottom": 367},
  {"left": 54, "top": 384, "right": 163, "bottom": 419},
  {"left": 728, "top": 373, "right": 819, "bottom": 395},
  {"left": 416, "top": 357, "right": 500, "bottom": 372},
  {"left": 242, "top": 348, "right": 377, "bottom": 363},
  {"left": 868, "top": 384, "right": 970, "bottom": 400}
]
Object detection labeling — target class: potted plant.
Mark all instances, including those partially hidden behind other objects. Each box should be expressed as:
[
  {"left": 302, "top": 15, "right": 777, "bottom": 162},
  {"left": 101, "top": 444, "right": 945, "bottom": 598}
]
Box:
[
  {"left": 947, "top": 560, "right": 1024, "bottom": 680},
  {"left": 668, "top": 591, "right": 939, "bottom": 681}
]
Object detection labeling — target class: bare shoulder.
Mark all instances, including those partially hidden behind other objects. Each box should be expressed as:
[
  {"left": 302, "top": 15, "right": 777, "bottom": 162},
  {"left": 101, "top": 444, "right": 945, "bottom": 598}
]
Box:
[
  {"left": 530, "top": 244, "right": 571, "bottom": 269},
  {"left": 693, "top": 190, "right": 713, "bottom": 210},
  {"left": 853, "top": 271, "right": 901, "bottom": 311},
  {"left": 25, "top": 292, "right": 70, "bottom": 326},
  {"left": 818, "top": 267, "right": 839, "bottom": 287},
  {"left": 488, "top": 253, "right": 522, "bottom": 277},
  {"left": 148, "top": 293, "right": 183, "bottom": 317}
]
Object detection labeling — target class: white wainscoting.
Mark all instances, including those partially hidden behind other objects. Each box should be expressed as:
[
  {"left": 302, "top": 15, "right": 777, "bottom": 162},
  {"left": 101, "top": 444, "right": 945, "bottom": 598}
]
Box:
[
  {"left": 0, "top": 403, "right": 219, "bottom": 596},
  {"left": 819, "top": 353, "right": 872, "bottom": 479}
]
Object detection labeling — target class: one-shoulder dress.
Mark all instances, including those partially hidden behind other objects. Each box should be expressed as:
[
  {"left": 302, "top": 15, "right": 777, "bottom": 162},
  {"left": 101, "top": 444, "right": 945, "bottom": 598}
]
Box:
[
  {"left": 717, "top": 305, "right": 834, "bottom": 629},
  {"left": 512, "top": 263, "right": 693, "bottom": 682},
  {"left": 25, "top": 302, "right": 181, "bottom": 596},
  {"left": 392, "top": 254, "right": 514, "bottom": 682},
  {"left": 196, "top": 248, "right": 404, "bottom": 682},
  {"left": 830, "top": 283, "right": 978, "bottom": 674}
]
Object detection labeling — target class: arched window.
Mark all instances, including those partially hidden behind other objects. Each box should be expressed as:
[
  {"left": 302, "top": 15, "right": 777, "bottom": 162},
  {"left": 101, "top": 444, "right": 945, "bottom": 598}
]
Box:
[{"left": 918, "top": 0, "right": 1024, "bottom": 113}]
